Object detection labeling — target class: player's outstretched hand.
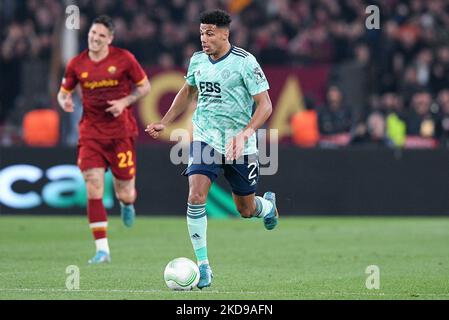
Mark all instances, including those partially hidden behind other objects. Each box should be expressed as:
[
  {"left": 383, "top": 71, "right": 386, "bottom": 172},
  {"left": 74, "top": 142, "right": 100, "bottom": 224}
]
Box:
[
  {"left": 226, "top": 133, "right": 245, "bottom": 161},
  {"left": 226, "top": 129, "right": 255, "bottom": 161},
  {"left": 106, "top": 99, "right": 127, "bottom": 117},
  {"left": 62, "top": 93, "right": 74, "bottom": 112},
  {"left": 145, "top": 123, "right": 165, "bottom": 139}
]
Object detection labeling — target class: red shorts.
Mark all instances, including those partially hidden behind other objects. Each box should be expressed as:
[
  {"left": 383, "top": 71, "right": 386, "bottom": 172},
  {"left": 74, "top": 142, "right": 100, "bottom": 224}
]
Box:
[{"left": 77, "top": 137, "right": 136, "bottom": 180}]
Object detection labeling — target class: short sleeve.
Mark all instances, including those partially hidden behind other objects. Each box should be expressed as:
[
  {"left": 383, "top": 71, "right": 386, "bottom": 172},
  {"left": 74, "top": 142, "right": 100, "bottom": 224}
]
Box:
[
  {"left": 60, "top": 59, "right": 78, "bottom": 93},
  {"left": 125, "top": 51, "right": 147, "bottom": 85},
  {"left": 242, "top": 55, "right": 270, "bottom": 96},
  {"left": 184, "top": 55, "right": 197, "bottom": 86}
]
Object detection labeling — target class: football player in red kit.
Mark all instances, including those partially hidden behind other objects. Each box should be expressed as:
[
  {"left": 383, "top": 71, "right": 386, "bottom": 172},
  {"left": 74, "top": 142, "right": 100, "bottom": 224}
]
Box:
[{"left": 57, "top": 15, "right": 151, "bottom": 264}]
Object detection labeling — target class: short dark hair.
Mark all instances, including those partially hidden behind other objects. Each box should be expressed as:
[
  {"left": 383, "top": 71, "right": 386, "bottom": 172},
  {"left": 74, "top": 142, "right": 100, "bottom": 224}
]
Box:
[
  {"left": 92, "top": 15, "right": 114, "bottom": 33},
  {"left": 200, "top": 9, "right": 231, "bottom": 28}
]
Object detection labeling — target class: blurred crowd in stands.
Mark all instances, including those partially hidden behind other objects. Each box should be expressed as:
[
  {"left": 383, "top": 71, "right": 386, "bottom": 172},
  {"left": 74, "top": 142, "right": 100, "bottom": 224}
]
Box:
[{"left": 2, "top": 0, "right": 449, "bottom": 148}]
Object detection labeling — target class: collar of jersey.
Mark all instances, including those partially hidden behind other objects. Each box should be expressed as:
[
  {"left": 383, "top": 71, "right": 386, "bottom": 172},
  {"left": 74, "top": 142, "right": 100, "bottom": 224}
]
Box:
[{"left": 208, "top": 45, "right": 233, "bottom": 64}]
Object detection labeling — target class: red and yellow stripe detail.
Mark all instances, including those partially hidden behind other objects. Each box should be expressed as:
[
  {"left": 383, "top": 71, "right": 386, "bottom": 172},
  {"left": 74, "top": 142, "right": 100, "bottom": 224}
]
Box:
[{"left": 135, "top": 76, "right": 148, "bottom": 86}]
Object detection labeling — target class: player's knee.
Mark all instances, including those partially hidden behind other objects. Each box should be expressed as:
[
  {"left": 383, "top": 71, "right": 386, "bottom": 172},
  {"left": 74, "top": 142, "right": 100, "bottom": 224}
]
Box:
[
  {"left": 85, "top": 180, "right": 103, "bottom": 198},
  {"left": 116, "top": 189, "right": 136, "bottom": 204},
  {"left": 188, "top": 192, "right": 207, "bottom": 205},
  {"left": 237, "top": 206, "right": 254, "bottom": 218}
]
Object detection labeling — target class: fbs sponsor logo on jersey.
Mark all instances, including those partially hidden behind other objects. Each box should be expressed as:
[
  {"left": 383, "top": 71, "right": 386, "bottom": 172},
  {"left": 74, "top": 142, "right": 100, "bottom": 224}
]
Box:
[{"left": 199, "top": 81, "right": 221, "bottom": 98}]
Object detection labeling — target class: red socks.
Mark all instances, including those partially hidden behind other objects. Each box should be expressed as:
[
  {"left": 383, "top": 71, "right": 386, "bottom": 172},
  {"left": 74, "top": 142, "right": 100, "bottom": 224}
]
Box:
[{"left": 87, "top": 199, "right": 107, "bottom": 240}]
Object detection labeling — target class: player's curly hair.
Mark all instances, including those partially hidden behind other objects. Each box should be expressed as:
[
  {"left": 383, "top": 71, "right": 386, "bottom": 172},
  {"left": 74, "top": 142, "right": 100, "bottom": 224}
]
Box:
[
  {"left": 200, "top": 9, "right": 231, "bottom": 28},
  {"left": 92, "top": 15, "right": 115, "bottom": 33}
]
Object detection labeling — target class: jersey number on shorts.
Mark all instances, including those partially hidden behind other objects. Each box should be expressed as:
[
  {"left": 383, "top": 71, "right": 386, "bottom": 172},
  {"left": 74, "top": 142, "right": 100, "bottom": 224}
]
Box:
[
  {"left": 247, "top": 161, "right": 258, "bottom": 180},
  {"left": 117, "top": 151, "right": 134, "bottom": 168}
]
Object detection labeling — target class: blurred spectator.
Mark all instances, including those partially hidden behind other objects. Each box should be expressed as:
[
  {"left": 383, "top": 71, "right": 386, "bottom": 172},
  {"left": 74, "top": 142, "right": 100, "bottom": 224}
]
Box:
[
  {"left": 351, "top": 112, "right": 394, "bottom": 147},
  {"left": 404, "top": 90, "right": 440, "bottom": 148},
  {"left": 380, "top": 92, "right": 407, "bottom": 147},
  {"left": 414, "top": 48, "right": 433, "bottom": 88},
  {"left": 2, "top": 0, "right": 449, "bottom": 148},
  {"left": 291, "top": 97, "right": 319, "bottom": 148},
  {"left": 437, "top": 89, "right": 449, "bottom": 147},
  {"left": 290, "top": 23, "right": 335, "bottom": 64},
  {"left": 22, "top": 108, "right": 59, "bottom": 147},
  {"left": 258, "top": 20, "right": 290, "bottom": 65},
  {"left": 0, "top": 23, "right": 23, "bottom": 123},
  {"left": 380, "top": 92, "right": 404, "bottom": 115},
  {"left": 400, "top": 66, "right": 423, "bottom": 106},
  {"left": 318, "top": 86, "right": 352, "bottom": 147},
  {"left": 406, "top": 90, "right": 438, "bottom": 138},
  {"left": 430, "top": 46, "right": 449, "bottom": 94}
]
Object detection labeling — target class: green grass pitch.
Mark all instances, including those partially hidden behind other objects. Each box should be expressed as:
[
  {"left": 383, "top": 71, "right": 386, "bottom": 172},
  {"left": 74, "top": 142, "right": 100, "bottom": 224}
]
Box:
[{"left": 1, "top": 215, "right": 449, "bottom": 300}]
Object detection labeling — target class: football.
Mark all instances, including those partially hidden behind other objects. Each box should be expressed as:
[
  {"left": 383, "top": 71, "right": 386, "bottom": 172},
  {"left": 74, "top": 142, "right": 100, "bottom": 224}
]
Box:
[{"left": 163, "top": 257, "right": 200, "bottom": 290}]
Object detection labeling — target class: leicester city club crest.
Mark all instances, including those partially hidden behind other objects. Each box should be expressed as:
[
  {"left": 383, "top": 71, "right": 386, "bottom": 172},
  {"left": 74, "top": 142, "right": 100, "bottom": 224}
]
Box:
[{"left": 221, "top": 69, "right": 230, "bottom": 79}]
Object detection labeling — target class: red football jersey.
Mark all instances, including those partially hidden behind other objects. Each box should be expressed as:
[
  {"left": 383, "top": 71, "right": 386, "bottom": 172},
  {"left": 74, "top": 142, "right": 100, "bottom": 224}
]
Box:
[{"left": 60, "top": 46, "right": 147, "bottom": 139}]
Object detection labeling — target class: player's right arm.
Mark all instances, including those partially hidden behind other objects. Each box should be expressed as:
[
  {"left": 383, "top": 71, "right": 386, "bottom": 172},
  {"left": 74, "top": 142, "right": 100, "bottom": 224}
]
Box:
[
  {"left": 57, "top": 90, "right": 74, "bottom": 112},
  {"left": 145, "top": 82, "right": 197, "bottom": 139},
  {"left": 57, "top": 59, "right": 78, "bottom": 113}
]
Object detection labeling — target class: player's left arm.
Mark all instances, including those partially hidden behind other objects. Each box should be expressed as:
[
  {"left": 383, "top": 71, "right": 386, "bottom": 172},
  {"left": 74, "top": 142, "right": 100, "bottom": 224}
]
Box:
[
  {"left": 106, "top": 78, "right": 151, "bottom": 117},
  {"left": 226, "top": 90, "right": 273, "bottom": 160}
]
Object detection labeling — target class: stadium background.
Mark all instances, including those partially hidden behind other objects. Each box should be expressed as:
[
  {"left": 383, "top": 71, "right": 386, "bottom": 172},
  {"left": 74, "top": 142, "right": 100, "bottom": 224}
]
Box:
[
  {"left": 2, "top": 0, "right": 449, "bottom": 301},
  {"left": 2, "top": 0, "right": 449, "bottom": 216}
]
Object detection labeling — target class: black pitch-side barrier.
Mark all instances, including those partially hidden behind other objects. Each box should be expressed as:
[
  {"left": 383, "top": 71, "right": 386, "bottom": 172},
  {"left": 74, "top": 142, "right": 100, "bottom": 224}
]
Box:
[{"left": 1, "top": 146, "right": 449, "bottom": 216}]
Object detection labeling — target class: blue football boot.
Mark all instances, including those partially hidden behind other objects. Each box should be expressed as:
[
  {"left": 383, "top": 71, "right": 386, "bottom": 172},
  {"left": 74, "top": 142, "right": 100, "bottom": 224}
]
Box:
[
  {"left": 88, "top": 250, "right": 111, "bottom": 264},
  {"left": 263, "top": 192, "right": 279, "bottom": 230},
  {"left": 197, "top": 264, "right": 213, "bottom": 289},
  {"left": 120, "top": 202, "right": 135, "bottom": 227}
]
